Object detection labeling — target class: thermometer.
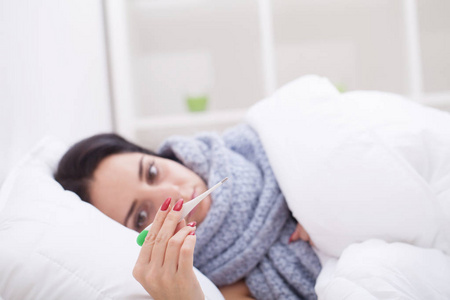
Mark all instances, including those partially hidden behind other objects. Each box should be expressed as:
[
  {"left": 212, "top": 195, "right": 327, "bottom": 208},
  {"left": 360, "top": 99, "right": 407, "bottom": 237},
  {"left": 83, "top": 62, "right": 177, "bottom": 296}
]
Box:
[{"left": 136, "top": 177, "right": 228, "bottom": 246}]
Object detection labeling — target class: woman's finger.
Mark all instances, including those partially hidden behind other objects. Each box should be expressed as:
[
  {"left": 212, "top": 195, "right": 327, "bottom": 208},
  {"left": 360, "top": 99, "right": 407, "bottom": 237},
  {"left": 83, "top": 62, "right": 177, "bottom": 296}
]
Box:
[
  {"left": 178, "top": 231, "right": 197, "bottom": 274},
  {"left": 136, "top": 197, "right": 172, "bottom": 265},
  {"left": 288, "top": 224, "right": 302, "bottom": 243},
  {"left": 150, "top": 198, "right": 184, "bottom": 267},
  {"left": 289, "top": 223, "right": 312, "bottom": 244},
  {"left": 175, "top": 219, "right": 186, "bottom": 234},
  {"left": 299, "top": 227, "right": 310, "bottom": 241},
  {"left": 164, "top": 222, "right": 196, "bottom": 272}
]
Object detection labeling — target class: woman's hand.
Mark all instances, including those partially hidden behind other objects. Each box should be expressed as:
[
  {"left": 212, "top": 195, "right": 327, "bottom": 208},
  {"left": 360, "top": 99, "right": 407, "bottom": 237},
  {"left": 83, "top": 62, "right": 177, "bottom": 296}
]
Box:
[
  {"left": 133, "top": 197, "right": 204, "bottom": 300},
  {"left": 289, "top": 222, "right": 314, "bottom": 246}
]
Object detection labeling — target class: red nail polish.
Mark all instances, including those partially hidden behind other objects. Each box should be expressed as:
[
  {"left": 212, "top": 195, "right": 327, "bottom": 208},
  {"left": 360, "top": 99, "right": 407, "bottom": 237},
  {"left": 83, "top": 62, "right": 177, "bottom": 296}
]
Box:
[
  {"left": 173, "top": 199, "right": 184, "bottom": 211},
  {"left": 288, "top": 232, "right": 295, "bottom": 244},
  {"left": 189, "top": 231, "right": 196, "bottom": 235},
  {"left": 160, "top": 197, "right": 171, "bottom": 211},
  {"left": 187, "top": 221, "right": 196, "bottom": 227}
]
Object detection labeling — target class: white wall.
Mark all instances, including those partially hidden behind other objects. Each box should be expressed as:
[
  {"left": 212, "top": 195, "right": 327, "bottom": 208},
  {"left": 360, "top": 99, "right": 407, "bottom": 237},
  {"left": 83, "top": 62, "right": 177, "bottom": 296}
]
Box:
[{"left": 0, "top": 0, "right": 112, "bottom": 182}]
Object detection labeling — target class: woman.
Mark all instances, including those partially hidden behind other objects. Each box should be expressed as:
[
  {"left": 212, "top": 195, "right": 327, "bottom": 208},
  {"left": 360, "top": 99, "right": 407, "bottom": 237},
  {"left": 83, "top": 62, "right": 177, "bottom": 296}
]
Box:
[{"left": 55, "top": 125, "right": 321, "bottom": 300}]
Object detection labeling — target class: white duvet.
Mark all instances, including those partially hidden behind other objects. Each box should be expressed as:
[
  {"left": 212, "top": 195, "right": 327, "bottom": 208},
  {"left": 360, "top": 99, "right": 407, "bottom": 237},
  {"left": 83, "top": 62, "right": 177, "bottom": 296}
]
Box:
[{"left": 246, "top": 75, "right": 450, "bottom": 299}]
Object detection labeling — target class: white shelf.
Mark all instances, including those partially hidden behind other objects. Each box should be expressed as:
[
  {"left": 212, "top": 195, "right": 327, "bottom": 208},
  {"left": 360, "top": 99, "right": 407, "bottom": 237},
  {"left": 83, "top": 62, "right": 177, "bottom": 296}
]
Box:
[
  {"left": 106, "top": 0, "right": 449, "bottom": 143},
  {"left": 134, "top": 109, "right": 247, "bottom": 130}
]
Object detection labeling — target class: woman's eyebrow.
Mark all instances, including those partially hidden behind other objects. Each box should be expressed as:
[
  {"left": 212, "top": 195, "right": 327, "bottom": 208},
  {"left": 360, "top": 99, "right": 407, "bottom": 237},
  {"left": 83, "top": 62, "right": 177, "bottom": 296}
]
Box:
[
  {"left": 124, "top": 200, "right": 137, "bottom": 226},
  {"left": 138, "top": 154, "right": 145, "bottom": 181}
]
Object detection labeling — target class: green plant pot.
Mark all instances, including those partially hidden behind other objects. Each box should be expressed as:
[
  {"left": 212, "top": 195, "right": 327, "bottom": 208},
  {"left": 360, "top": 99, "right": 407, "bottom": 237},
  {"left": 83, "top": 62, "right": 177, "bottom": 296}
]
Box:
[{"left": 186, "top": 95, "right": 208, "bottom": 112}]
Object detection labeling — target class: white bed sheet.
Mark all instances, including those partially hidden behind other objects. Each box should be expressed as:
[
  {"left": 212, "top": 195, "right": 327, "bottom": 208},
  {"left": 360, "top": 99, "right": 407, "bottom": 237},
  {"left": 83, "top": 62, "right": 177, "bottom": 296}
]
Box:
[{"left": 316, "top": 240, "right": 450, "bottom": 300}]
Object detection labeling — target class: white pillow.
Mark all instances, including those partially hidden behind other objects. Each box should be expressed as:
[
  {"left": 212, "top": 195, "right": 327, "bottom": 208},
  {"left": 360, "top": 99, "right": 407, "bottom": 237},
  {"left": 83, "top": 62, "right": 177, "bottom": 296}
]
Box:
[{"left": 0, "top": 137, "right": 223, "bottom": 300}]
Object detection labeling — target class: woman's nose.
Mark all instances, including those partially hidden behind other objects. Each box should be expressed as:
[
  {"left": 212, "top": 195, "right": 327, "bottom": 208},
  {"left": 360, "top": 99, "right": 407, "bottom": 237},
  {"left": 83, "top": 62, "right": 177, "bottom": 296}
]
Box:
[
  {"left": 140, "top": 183, "right": 183, "bottom": 200},
  {"left": 160, "top": 184, "right": 191, "bottom": 202}
]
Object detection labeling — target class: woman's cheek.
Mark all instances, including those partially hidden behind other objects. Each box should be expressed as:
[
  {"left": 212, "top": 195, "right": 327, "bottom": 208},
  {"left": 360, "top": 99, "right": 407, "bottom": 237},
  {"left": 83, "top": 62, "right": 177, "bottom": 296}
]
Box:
[{"left": 197, "top": 197, "right": 211, "bottom": 225}]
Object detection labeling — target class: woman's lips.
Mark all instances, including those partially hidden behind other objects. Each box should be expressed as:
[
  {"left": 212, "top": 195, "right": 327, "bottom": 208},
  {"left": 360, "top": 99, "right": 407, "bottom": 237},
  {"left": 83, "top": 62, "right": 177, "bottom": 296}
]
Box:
[{"left": 187, "top": 205, "right": 197, "bottom": 219}]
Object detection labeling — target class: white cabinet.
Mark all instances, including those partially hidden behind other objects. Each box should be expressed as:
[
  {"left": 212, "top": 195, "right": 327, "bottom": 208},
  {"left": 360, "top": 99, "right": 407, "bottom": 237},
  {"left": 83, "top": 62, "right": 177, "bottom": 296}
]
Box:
[{"left": 105, "top": 0, "right": 450, "bottom": 149}]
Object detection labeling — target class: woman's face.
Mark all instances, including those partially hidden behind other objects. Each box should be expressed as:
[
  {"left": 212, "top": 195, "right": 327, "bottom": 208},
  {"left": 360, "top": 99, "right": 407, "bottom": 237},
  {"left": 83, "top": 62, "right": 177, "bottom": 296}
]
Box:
[{"left": 89, "top": 152, "right": 211, "bottom": 232}]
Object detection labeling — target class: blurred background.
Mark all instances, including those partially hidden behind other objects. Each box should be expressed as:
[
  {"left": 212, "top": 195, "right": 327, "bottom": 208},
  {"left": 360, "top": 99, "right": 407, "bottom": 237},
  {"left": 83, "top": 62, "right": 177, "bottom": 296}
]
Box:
[{"left": 1, "top": 0, "right": 449, "bottom": 183}]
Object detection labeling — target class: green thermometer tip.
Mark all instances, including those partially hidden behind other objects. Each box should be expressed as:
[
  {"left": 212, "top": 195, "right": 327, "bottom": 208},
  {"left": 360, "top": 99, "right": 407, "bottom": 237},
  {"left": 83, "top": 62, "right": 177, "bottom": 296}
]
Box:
[{"left": 137, "top": 230, "right": 149, "bottom": 246}]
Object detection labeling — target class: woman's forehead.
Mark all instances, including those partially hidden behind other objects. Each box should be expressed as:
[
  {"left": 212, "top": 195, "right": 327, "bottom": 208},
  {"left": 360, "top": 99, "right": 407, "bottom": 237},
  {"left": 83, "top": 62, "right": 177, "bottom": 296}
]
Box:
[
  {"left": 89, "top": 154, "right": 141, "bottom": 212},
  {"left": 98, "top": 152, "right": 152, "bottom": 170},
  {"left": 92, "top": 153, "right": 141, "bottom": 186}
]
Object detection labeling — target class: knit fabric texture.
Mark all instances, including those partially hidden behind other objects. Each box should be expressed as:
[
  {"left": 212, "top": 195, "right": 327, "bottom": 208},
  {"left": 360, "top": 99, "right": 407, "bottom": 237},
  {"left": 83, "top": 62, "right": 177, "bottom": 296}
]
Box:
[{"left": 158, "top": 124, "right": 321, "bottom": 300}]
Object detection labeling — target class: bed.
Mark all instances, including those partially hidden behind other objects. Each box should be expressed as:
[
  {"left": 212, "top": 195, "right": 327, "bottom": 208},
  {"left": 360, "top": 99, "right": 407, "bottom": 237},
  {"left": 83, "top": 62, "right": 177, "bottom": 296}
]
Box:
[{"left": 1, "top": 75, "right": 450, "bottom": 299}]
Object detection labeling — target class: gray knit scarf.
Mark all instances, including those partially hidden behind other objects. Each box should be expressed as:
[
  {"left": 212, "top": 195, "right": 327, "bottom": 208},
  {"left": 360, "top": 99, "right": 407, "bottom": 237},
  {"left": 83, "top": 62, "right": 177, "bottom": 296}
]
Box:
[{"left": 158, "top": 124, "right": 321, "bottom": 300}]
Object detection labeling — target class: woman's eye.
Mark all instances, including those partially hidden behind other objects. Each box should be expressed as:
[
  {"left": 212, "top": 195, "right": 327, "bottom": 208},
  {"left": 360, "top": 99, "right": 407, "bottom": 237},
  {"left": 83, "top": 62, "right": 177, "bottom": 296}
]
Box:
[
  {"left": 147, "top": 162, "right": 158, "bottom": 182},
  {"left": 136, "top": 210, "right": 148, "bottom": 230}
]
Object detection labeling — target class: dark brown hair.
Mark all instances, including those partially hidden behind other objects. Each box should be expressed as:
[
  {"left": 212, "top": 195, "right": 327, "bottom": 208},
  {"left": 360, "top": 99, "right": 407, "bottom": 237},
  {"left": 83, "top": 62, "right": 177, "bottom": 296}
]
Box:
[{"left": 54, "top": 133, "right": 158, "bottom": 203}]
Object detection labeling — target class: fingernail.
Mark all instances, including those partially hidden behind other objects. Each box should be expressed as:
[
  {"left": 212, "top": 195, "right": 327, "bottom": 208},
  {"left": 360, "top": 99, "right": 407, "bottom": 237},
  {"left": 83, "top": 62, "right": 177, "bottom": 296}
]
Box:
[
  {"left": 187, "top": 221, "right": 196, "bottom": 227},
  {"left": 160, "top": 197, "right": 171, "bottom": 211},
  {"left": 189, "top": 231, "right": 196, "bottom": 236},
  {"left": 173, "top": 199, "right": 184, "bottom": 211}
]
